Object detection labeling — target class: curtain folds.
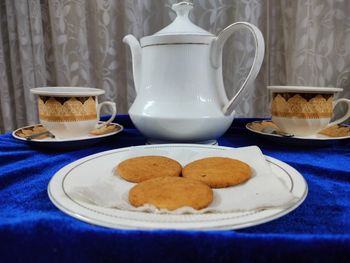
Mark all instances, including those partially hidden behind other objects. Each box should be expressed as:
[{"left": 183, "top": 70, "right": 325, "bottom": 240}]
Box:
[{"left": 0, "top": 0, "right": 350, "bottom": 133}]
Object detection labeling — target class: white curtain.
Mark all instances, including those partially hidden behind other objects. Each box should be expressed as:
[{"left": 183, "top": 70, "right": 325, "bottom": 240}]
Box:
[{"left": 1, "top": 0, "right": 350, "bottom": 133}]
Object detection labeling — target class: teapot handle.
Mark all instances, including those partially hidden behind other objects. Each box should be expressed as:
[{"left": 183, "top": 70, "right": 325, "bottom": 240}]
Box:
[{"left": 211, "top": 22, "right": 265, "bottom": 116}]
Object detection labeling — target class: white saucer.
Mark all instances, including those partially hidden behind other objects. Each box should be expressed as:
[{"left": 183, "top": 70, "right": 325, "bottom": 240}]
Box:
[
  {"left": 246, "top": 120, "right": 350, "bottom": 146},
  {"left": 48, "top": 144, "right": 308, "bottom": 230},
  {"left": 12, "top": 122, "right": 123, "bottom": 150}
]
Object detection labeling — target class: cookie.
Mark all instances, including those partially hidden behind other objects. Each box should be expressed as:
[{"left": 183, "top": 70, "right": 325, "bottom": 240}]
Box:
[
  {"left": 89, "top": 124, "right": 120, "bottom": 136},
  {"left": 319, "top": 124, "right": 350, "bottom": 137},
  {"left": 182, "top": 157, "right": 251, "bottom": 188},
  {"left": 116, "top": 156, "right": 182, "bottom": 183},
  {"left": 128, "top": 177, "right": 213, "bottom": 210},
  {"left": 16, "top": 125, "right": 49, "bottom": 139}
]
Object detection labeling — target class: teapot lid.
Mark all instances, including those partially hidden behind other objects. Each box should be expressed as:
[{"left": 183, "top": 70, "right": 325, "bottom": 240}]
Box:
[{"left": 140, "top": 2, "right": 214, "bottom": 47}]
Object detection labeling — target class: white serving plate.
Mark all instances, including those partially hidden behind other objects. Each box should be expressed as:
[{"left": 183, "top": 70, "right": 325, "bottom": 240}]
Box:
[{"left": 48, "top": 144, "right": 308, "bottom": 230}]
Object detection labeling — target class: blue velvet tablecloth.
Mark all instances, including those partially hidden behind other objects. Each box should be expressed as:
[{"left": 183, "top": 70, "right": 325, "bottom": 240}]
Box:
[{"left": 1, "top": 115, "right": 350, "bottom": 263}]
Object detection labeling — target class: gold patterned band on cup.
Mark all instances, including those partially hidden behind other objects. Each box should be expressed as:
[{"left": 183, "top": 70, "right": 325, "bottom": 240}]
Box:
[
  {"left": 271, "top": 93, "right": 333, "bottom": 119},
  {"left": 38, "top": 96, "right": 97, "bottom": 122}
]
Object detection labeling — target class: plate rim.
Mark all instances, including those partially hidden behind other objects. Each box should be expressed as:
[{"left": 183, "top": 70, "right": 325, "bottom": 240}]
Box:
[
  {"left": 12, "top": 122, "right": 123, "bottom": 143},
  {"left": 47, "top": 144, "right": 308, "bottom": 230},
  {"left": 246, "top": 120, "right": 350, "bottom": 141}
]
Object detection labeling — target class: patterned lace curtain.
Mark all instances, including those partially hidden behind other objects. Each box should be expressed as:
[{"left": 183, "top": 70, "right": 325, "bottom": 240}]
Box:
[{"left": 1, "top": 0, "right": 350, "bottom": 133}]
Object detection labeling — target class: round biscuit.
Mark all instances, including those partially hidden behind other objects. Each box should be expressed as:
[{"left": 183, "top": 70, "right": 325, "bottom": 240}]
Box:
[
  {"left": 116, "top": 156, "right": 182, "bottom": 183},
  {"left": 182, "top": 157, "right": 251, "bottom": 188},
  {"left": 128, "top": 177, "right": 213, "bottom": 211}
]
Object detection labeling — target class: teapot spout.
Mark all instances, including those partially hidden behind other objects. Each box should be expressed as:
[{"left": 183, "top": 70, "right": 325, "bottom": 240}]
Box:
[{"left": 123, "top": 35, "right": 142, "bottom": 93}]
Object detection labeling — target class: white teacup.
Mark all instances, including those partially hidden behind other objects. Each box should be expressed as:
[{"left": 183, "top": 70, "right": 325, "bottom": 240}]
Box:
[
  {"left": 31, "top": 87, "right": 117, "bottom": 139},
  {"left": 268, "top": 86, "right": 350, "bottom": 136}
]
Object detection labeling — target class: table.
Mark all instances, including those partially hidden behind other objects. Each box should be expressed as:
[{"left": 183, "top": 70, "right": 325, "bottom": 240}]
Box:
[{"left": 1, "top": 116, "right": 350, "bottom": 262}]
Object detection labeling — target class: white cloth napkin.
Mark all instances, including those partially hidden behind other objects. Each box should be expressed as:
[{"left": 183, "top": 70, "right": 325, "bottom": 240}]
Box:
[{"left": 70, "top": 146, "right": 299, "bottom": 214}]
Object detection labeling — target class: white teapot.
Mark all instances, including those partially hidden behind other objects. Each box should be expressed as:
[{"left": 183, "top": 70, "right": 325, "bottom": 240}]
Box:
[{"left": 124, "top": 1, "right": 264, "bottom": 144}]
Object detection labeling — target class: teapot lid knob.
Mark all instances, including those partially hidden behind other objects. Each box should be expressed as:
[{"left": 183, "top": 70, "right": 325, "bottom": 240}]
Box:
[
  {"left": 172, "top": 2, "right": 193, "bottom": 18},
  {"left": 140, "top": 1, "right": 212, "bottom": 46}
]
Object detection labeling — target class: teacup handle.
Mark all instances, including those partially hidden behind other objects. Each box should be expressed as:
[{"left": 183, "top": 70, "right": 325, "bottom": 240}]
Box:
[
  {"left": 327, "top": 98, "right": 350, "bottom": 127},
  {"left": 96, "top": 101, "right": 117, "bottom": 127}
]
